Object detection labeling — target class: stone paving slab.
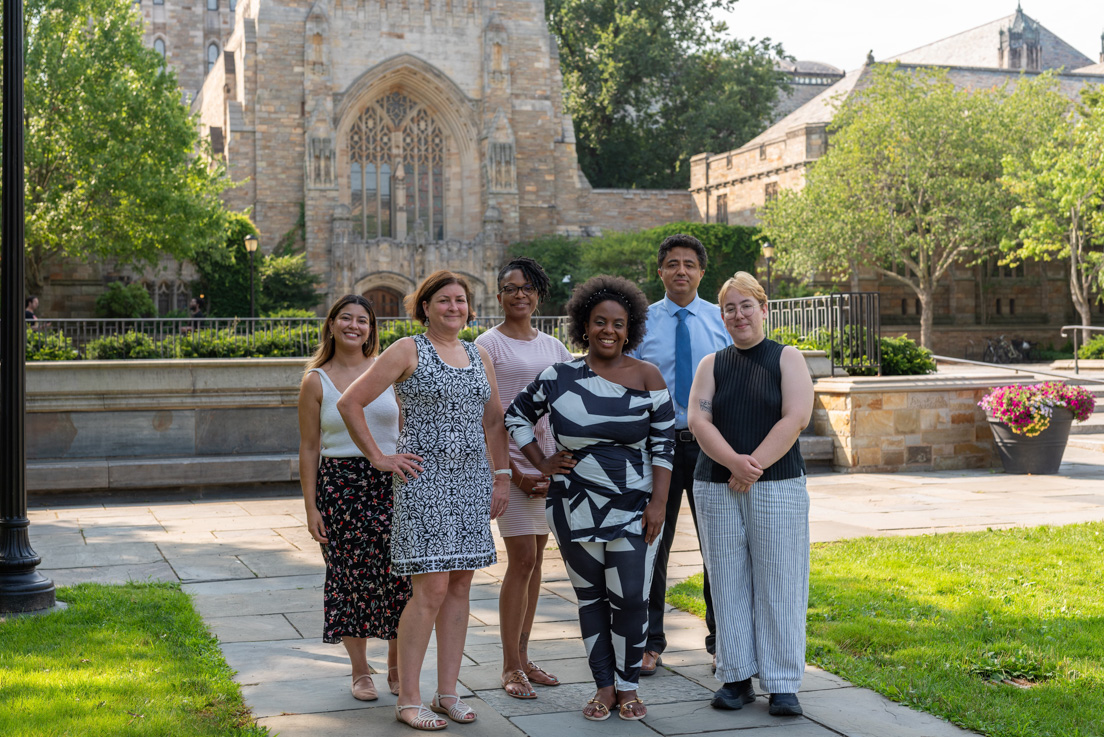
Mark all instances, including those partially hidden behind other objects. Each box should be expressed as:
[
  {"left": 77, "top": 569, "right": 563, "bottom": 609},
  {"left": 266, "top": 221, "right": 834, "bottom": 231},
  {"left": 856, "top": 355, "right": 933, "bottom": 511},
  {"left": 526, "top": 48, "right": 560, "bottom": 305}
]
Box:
[
  {"left": 242, "top": 672, "right": 473, "bottom": 719},
  {"left": 236, "top": 550, "right": 325, "bottom": 578},
  {"left": 207, "top": 612, "right": 302, "bottom": 642},
  {"left": 459, "top": 656, "right": 598, "bottom": 691},
  {"left": 182, "top": 572, "right": 322, "bottom": 596},
  {"left": 475, "top": 673, "right": 713, "bottom": 718},
  {"left": 257, "top": 697, "right": 521, "bottom": 737},
  {"left": 191, "top": 587, "right": 321, "bottom": 619},
  {"left": 36, "top": 541, "right": 165, "bottom": 568},
  {"left": 799, "top": 687, "right": 973, "bottom": 736},
  {"left": 171, "top": 553, "right": 258, "bottom": 583},
  {"left": 38, "top": 560, "right": 178, "bottom": 587}
]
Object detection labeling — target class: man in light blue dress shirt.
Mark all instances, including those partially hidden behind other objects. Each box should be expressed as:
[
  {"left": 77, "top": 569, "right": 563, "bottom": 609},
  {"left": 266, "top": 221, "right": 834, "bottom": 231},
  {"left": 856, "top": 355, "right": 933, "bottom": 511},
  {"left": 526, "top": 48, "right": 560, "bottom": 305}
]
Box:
[{"left": 632, "top": 233, "right": 732, "bottom": 675}]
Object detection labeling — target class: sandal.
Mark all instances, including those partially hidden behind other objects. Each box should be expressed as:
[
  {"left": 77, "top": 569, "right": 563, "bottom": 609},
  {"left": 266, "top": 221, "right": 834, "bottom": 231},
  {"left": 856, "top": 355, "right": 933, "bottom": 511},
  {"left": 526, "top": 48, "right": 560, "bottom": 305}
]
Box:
[
  {"left": 351, "top": 674, "right": 378, "bottom": 701},
  {"left": 501, "top": 669, "right": 537, "bottom": 699},
  {"left": 394, "top": 704, "right": 446, "bottom": 731},
  {"left": 618, "top": 697, "right": 647, "bottom": 721},
  {"left": 582, "top": 697, "right": 612, "bottom": 722},
  {"left": 387, "top": 666, "right": 400, "bottom": 696},
  {"left": 524, "top": 660, "right": 560, "bottom": 686},
  {"left": 430, "top": 692, "right": 477, "bottom": 723}
]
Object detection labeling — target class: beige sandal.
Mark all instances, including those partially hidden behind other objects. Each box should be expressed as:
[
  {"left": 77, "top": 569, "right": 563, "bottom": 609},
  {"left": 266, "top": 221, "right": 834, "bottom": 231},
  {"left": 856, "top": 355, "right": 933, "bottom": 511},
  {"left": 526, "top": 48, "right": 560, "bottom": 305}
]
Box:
[
  {"left": 351, "top": 674, "right": 378, "bottom": 701},
  {"left": 430, "top": 692, "right": 476, "bottom": 723},
  {"left": 394, "top": 704, "right": 447, "bottom": 731},
  {"left": 501, "top": 669, "right": 537, "bottom": 699},
  {"left": 387, "top": 666, "right": 400, "bottom": 696},
  {"left": 583, "top": 697, "right": 612, "bottom": 721},
  {"left": 524, "top": 660, "right": 560, "bottom": 686}
]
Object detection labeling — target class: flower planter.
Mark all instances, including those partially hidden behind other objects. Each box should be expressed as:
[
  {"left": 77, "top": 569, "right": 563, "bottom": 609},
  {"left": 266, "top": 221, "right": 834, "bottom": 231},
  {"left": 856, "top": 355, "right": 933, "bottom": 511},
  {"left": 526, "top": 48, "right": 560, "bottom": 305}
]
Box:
[{"left": 987, "top": 407, "right": 1073, "bottom": 475}]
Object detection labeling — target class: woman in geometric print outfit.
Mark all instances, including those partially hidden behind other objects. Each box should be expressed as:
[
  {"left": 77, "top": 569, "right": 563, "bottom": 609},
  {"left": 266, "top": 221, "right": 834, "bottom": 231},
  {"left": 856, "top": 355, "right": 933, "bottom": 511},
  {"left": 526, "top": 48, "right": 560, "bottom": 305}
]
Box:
[
  {"left": 505, "top": 274, "right": 675, "bottom": 722},
  {"left": 688, "top": 271, "right": 814, "bottom": 718},
  {"left": 339, "top": 271, "right": 512, "bottom": 731},
  {"left": 476, "top": 257, "right": 573, "bottom": 700},
  {"left": 297, "top": 294, "right": 411, "bottom": 702}
]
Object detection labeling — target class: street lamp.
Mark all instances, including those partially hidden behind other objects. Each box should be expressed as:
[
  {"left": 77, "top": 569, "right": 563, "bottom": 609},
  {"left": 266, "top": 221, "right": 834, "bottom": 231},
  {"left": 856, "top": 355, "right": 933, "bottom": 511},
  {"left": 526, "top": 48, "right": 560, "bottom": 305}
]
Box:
[
  {"left": 762, "top": 242, "right": 775, "bottom": 300},
  {"left": 244, "top": 234, "right": 258, "bottom": 319}
]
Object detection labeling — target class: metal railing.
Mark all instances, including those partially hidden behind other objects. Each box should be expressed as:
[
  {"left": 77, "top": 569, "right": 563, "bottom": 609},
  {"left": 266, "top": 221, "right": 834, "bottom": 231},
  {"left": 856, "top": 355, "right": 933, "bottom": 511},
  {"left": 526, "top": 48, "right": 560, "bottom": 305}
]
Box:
[
  {"left": 1060, "top": 325, "right": 1104, "bottom": 375},
  {"left": 28, "top": 315, "right": 572, "bottom": 359},
  {"left": 768, "top": 292, "right": 881, "bottom": 375},
  {"left": 932, "top": 353, "right": 1104, "bottom": 385}
]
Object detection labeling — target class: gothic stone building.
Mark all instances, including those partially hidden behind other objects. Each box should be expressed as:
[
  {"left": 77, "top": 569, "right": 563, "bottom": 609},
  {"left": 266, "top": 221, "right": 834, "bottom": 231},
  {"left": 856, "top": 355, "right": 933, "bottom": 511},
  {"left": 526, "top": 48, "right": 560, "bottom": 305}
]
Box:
[
  {"left": 691, "top": 7, "right": 1104, "bottom": 356},
  {"left": 131, "top": 0, "right": 694, "bottom": 318}
]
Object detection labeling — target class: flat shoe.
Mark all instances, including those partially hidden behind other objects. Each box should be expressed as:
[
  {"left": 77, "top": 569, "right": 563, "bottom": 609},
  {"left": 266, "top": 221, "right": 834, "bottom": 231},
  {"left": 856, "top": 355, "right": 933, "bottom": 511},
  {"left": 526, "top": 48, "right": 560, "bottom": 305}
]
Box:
[
  {"left": 387, "top": 666, "right": 400, "bottom": 696},
  {"left": 582, "top": 697, "right": 611, "bottom": 721},
  {"left": 524, "top": 660, "right": 560, "bottom": 686},
  {"left": 351, "top": 674, "right": 378, "bottom": 701},
  {"left": 430, "top": 692, "right": 477, "bottom": 723},
  {"left": 640, "top": 650, "right": 661, "bottom": 676},
  {"left": 395, "top": 703, "right": 446, "bottom": 731},
  {"left": 501, "top": 669, "right": 537, "bottom": 699},
  {"left": 618, "top": 697, "right": 646, "bottom": 721}
]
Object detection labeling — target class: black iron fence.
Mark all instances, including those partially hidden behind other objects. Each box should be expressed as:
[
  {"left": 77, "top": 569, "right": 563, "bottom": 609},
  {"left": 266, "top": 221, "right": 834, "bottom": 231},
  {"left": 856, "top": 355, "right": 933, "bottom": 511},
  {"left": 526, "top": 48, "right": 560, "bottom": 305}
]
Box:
[
  {"left": 767, "top": 292, "right": 882, "bottom": 375},
  {"left": 28, "top": 316, "right": 571, "bottom": 359}
]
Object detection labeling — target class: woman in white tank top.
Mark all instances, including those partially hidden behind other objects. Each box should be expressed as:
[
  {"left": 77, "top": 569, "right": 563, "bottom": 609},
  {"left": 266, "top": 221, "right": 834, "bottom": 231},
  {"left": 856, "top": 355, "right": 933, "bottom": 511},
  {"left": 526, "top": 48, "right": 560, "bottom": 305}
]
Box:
[
  {"left": 476, "top": 258, "right": 572, "bottom": 700},
  {"left": 298, "top": 295, "right": 410, "bottom": 703}
]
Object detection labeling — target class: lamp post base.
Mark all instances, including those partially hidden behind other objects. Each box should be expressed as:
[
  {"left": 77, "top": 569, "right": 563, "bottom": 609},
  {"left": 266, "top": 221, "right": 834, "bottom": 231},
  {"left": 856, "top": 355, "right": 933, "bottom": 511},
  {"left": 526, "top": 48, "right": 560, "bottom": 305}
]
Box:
[{"left": 0, "top": 570, "right": 56, "bottom": 614}]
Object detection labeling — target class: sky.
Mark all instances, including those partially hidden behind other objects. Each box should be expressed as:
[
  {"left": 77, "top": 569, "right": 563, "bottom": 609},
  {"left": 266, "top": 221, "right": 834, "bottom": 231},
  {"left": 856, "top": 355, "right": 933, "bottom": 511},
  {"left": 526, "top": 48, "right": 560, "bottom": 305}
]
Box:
[{"left": 717, "top": 0, "right": 1103, "bottom": 72}]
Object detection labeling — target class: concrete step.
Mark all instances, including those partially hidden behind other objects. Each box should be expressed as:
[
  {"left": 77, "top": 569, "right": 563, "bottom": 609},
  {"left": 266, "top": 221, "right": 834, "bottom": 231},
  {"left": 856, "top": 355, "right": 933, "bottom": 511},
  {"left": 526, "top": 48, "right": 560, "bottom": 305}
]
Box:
[
  {"left": 1068, "top": 433, "right": 1104, "bottom": 453},
  {"left": 800, "top": 434, "right": 834, "bottom": 461}
]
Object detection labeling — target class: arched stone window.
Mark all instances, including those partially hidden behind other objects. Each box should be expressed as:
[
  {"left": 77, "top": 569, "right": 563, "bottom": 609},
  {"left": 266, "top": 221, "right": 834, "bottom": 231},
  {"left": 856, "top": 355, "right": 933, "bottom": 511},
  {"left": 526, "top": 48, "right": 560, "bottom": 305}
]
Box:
[
  {"left": 207, "top": 43, "right": 219, "bottom": 74},
  {"left": 153, "top": 38, "right": 166, "bottom": 60},
  {"left": 347, "top": 91, "right": 446, "bottom": 240},
  {"left": 207, "top": 0, "right": 218, "bottom": 9}
]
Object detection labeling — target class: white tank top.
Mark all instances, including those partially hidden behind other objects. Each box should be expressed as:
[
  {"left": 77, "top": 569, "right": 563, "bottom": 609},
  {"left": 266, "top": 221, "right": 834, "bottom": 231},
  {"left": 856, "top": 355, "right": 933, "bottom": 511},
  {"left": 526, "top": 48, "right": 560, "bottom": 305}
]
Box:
[{"left": 309, "top": 368, "right": 399, "bottom": 458}]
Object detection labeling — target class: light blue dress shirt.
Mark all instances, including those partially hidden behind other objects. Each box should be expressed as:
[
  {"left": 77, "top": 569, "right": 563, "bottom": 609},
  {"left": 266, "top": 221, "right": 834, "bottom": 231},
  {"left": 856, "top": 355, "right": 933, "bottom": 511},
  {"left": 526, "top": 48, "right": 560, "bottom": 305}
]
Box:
[{"left": 631, "top": 293, "right": 732, "bottom": 430}]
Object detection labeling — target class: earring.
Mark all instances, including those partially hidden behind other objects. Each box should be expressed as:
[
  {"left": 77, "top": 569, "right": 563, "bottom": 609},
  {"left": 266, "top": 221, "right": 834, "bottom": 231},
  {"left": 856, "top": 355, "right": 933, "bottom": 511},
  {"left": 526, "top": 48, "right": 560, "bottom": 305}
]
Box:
[
  {"left": 422, "top": 319, "right": 429, "bottom": 327},
  {"left": 582, "top": 332, "right": 589, "bottom": 343}
]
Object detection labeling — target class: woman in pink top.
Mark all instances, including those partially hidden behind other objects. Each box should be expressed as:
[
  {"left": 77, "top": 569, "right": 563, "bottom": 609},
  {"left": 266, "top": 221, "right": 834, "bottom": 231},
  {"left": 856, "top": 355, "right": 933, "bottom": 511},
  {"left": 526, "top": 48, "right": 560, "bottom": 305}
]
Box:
[{"left": 476, "top": 258, "right": 572, "bottom": 699}]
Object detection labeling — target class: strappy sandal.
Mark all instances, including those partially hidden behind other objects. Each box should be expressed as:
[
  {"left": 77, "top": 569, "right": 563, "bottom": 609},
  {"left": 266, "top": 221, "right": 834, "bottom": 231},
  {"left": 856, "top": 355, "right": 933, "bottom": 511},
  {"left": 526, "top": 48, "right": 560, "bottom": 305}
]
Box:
[
  {"left": 351, "top": 674, "right": 378, "bottom": 701},
  {"left": 430, "top": 692, "right": 477, "bottom": 723},
  {"left": 387, "top": 666, "right": 400, "bottom": 696},
  {"left": 583, "top": 697, "right": 612, "bottom": 721},
  {"left": 618, "top": 697, "right": 647, "bottom": 721},
  {"left": 501, "top": 669, "right": 537, "bottom": 699},
  {"left": 394, "top": 703, "right": 447, "bottom": 731},
  {"left": 524, "top": 660, "right": 560, "bottom": 686}
]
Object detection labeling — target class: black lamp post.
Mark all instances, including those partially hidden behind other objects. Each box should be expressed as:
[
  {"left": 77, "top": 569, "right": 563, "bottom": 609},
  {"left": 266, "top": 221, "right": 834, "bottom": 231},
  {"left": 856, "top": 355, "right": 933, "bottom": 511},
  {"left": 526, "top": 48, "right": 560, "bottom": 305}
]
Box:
[
  {"left": 244, "top": 234, "right": 258, "bottom": 319},
  {"left": 2, "top": 0, "right": 57, "bottom": 614},
  {"left": 762, "top": 242, "right": 775, "bottom": 300}
]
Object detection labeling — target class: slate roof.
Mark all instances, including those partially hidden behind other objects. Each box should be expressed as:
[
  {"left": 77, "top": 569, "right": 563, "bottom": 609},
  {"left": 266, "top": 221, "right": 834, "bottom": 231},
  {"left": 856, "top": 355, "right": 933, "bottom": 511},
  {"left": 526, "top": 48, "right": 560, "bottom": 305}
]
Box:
[{"left": 885, "top": 12, "right": 1093, "bottom": 71}]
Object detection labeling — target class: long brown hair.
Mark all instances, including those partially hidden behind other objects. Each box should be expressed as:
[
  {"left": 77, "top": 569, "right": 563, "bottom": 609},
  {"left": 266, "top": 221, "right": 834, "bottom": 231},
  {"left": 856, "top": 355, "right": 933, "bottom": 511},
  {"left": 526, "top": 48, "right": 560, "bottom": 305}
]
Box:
[{"left": 304, "top": 295, "right": 379, "bottom": 374}]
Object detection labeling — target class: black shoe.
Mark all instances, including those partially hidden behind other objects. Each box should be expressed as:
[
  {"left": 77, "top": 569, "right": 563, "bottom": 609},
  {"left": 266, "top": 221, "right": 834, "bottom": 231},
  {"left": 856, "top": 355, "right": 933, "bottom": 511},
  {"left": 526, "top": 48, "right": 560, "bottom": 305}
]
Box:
[
  {"left": 710, "top": 679, "right": 755, "bottom": 710},
  {"left": 768, "top": 692, "right": 802, "bottom": 716}
]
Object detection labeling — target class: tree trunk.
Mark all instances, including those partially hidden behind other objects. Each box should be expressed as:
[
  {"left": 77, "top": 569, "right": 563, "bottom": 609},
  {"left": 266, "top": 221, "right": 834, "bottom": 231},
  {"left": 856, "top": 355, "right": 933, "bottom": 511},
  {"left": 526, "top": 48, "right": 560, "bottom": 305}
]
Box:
[
  {"left": 918, "top": 288, "right": 934, "bottom": 350},
  {"left": 848, "top": 259, "right": 860, "bottom": 293}
]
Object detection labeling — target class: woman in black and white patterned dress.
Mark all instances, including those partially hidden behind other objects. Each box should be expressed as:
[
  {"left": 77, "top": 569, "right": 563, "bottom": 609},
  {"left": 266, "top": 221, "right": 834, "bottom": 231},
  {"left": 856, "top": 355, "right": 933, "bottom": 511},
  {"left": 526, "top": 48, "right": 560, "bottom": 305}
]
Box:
[{"left": 339, "top": 271, "right": 511, "bottom": 732}]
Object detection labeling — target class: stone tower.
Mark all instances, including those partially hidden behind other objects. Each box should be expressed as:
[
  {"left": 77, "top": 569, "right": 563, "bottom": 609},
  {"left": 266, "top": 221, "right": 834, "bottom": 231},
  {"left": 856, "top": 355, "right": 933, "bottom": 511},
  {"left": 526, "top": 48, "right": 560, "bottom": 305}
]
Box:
[{"left": 999, "top": 4, "right": 1042, "bottom": 71}]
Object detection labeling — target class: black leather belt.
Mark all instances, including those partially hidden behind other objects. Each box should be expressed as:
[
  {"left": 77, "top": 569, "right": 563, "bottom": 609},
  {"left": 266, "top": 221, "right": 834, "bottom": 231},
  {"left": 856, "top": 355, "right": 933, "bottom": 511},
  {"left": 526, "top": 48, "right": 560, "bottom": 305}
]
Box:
[{"left": 676, "top": 429, "right": 696, "bottom": 443}]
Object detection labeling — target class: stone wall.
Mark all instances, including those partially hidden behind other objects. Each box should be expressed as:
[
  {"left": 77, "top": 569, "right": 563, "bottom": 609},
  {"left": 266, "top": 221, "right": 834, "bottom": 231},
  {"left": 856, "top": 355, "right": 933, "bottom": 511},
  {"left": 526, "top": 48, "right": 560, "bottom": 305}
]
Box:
[
  {"left": 813, "top": 375, "right": 1026, "bottom": 472},
  {"left": 581, "top": 189, "right": 698, "bottom": 234}
]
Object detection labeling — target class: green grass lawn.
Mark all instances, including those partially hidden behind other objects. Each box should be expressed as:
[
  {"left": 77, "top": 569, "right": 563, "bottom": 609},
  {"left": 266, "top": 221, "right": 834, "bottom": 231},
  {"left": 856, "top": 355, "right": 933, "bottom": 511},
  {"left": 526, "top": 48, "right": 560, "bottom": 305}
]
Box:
[
  {"left": 0, "top": 582, "right": 267, "bottom": 737},
  {"left": 667, "top": 522, "right": 1104, "bottom": 737}
]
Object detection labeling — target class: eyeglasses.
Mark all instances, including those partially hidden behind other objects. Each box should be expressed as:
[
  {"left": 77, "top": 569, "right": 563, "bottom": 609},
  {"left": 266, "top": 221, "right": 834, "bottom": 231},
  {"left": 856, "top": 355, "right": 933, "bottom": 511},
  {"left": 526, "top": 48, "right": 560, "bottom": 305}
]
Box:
[
  {"left": 500, "top": 284, "right": 537, "bottom": 296},
  {"left": 722, "top": 302, "right": 764, "bottom": 317}
]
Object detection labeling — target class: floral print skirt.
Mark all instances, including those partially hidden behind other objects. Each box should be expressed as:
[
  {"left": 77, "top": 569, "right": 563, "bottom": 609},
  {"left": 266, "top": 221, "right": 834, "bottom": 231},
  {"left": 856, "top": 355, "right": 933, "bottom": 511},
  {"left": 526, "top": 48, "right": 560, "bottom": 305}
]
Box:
[{"left": 317, "top": 457, "right": 411, "bottom": 643}]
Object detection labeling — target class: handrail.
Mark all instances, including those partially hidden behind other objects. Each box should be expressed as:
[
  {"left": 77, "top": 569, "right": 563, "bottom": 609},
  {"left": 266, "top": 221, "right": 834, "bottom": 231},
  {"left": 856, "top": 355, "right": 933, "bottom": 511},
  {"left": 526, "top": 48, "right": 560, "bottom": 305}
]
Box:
[
  {"left": 1059, "top": 325, "right": 1104, "bottom": 375},
  {"left": 931, "top": 354, "right": 1104, "bottom": 385}
]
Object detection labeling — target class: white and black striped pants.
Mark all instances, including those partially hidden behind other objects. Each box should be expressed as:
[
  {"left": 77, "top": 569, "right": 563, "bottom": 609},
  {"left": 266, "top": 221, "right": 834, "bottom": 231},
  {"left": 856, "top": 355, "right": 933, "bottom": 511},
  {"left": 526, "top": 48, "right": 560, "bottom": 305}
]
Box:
[{"left": 693, "top": 476, "right": 809, "bottom": 694}]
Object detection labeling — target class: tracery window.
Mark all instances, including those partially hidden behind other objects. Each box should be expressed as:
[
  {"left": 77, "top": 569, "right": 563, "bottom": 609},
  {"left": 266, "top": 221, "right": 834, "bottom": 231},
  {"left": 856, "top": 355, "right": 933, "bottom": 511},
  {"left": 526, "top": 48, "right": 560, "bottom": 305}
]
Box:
[{"left": 347, "top": 91, "right": 446, "bottom": 240}]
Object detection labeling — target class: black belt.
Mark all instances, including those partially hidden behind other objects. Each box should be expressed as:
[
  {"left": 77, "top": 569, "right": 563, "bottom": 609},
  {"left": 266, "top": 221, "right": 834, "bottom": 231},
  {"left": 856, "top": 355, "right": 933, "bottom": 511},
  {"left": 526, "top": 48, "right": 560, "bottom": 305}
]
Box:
[{"left": 675, "top": 429, "right": 696, "bottom": 443}]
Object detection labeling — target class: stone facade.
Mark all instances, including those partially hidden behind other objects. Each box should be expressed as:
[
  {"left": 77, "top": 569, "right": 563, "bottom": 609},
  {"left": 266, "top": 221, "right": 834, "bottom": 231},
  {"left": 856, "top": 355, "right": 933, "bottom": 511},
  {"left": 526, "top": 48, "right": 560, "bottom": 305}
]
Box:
[
  {"left": 691, "top": 7, "right": 1104, "bottom": 355},
  {"left": 142, "top": 0, "right": 695, "bottom": 317}
]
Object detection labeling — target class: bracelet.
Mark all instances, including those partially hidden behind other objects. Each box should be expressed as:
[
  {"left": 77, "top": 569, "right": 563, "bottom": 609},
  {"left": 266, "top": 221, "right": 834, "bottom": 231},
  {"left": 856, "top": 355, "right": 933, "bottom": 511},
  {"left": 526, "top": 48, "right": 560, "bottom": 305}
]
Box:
[{"left": 494, "top": 468, "right": 511, "bottom": 477}]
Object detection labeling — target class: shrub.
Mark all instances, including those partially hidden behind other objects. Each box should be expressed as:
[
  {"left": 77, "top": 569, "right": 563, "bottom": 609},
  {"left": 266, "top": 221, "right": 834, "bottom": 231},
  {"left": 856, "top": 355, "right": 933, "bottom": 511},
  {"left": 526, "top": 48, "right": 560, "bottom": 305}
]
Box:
[
  {"left": 376, "top": 321, "right": 488, "bottom": 352},
  {"left": 95, "top": 282, "right": 156, "bottom": 318},
  {"left": 258, "top": 252, "right": 322, "bottom": 313},
  {"left": 878, "top": 334, "right": 937, "bottom": 376},
  {"left": 26, "top": 328, "right": 80, "bottom": 361},
  {"left": 84, "top": 331, "right": 160, "bottom": 360},
  {"left": 1078, "top": 334, "right": 1104, "bottom": 359},
  {"left": 262, "top": 308, "right": 316, "bottom": 319}
]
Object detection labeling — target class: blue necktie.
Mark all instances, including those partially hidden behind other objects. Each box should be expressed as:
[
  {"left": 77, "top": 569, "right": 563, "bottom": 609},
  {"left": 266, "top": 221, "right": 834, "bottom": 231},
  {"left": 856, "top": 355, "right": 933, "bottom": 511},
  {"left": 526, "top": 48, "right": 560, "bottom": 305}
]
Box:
[{"left": 675, "top": 308, "right": 691, "bottom": 408}]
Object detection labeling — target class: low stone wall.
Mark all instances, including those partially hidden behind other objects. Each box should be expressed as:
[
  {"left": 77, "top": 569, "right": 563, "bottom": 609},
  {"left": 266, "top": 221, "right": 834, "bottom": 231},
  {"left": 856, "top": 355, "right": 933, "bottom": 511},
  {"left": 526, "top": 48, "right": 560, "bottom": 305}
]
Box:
[
  {"left": 27, "top": 358, "right": 304, "bottom": 493},
  {"left": 814, "top": 374, "right": 1027, "bottom": 472}
]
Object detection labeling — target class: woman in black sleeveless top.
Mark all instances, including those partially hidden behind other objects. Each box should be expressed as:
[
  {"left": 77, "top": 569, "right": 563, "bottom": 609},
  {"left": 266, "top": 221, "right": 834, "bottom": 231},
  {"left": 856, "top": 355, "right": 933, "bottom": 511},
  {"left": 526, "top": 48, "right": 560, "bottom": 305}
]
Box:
[{"left": 687, "top": 271, "right": 814, "bottom": 718}]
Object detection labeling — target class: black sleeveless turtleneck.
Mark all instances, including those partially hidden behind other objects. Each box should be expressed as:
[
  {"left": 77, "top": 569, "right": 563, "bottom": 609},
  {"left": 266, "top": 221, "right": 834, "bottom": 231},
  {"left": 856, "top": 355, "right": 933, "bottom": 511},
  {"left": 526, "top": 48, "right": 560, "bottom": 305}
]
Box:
[{"left": 693, "top": 339, "right": 805, "bottom": 483}]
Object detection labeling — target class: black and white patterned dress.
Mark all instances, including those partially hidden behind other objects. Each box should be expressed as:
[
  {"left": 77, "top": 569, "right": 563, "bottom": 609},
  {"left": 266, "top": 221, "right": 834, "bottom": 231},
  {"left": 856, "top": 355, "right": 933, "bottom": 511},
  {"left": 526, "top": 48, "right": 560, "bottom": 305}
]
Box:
[{"left": 390, "top": 333, "right": 497, "bottom": 574}]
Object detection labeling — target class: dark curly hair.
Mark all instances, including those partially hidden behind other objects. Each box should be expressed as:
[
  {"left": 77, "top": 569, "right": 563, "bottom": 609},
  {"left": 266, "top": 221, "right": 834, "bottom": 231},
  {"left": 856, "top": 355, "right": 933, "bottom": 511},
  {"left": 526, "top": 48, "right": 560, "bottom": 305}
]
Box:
[
  {"left": 497, "top": 257, "right": 551, "bottom": 302},
  {"left": 565, "top": 274, "right": 650, "bottom": 352}
]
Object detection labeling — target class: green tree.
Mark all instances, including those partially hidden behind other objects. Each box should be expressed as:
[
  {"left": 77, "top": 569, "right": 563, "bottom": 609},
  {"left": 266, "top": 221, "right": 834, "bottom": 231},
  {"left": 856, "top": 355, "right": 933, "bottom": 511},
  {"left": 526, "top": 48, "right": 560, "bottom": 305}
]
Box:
[
  {"left": 547, "top": 0, "right": 788, "bottom": 189},
  {"left": 94, "top": 282, "right": 157, "bottom": 318},
  {"left": 759, "top": 66, "right": 1068, "bottom": 348},
  {"left": 258, "top": 252, "right": 323, "bottom": 314},
  {"left": 1001, "top": 90, "right": 1104, "bottom": 342},
  {"left": 12, "top": 0, "right": 228, "bottom": 293},
  {"left": 192, "top": 213, "right": 260, "bottom": 318}
]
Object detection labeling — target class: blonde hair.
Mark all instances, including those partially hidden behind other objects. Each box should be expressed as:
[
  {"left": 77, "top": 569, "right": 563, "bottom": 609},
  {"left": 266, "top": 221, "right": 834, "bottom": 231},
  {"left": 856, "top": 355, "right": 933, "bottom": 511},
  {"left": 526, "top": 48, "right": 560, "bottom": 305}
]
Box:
[
  {"left": 304, "top": 295, "right": 379, "bottom": 375},
  {"left": 403, "top": 270, "right": 477, "bottom": 325},
  {"left": 718, "top": 271, "right": 767, "bottom": 306}
]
